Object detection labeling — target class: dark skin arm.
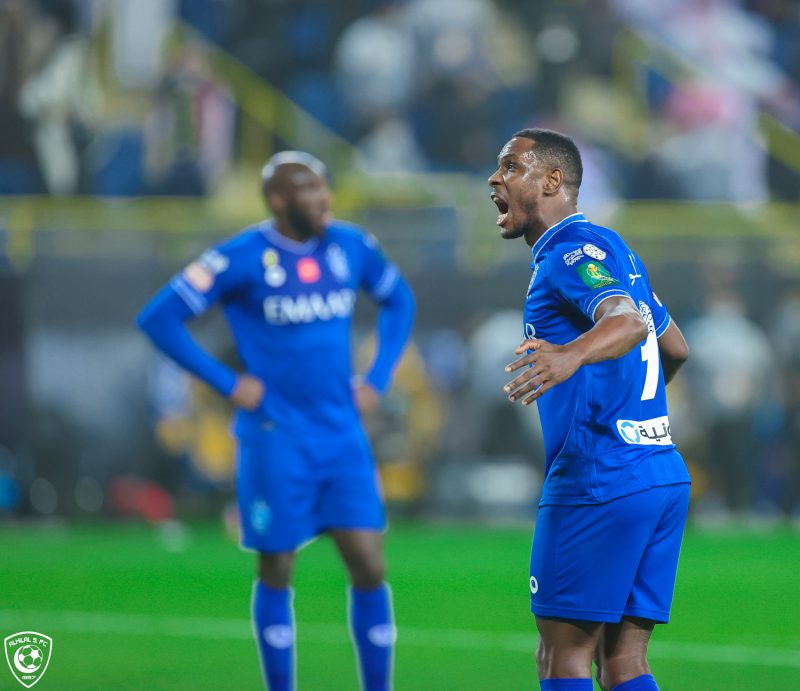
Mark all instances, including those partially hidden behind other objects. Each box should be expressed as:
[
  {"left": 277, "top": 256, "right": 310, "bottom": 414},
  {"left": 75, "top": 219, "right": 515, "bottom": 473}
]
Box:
[
  {"left": 657, "top": 319, "right": 689, "bottom": 384},
  {"left": 504, "top": 296, "right": 648, "bottom": 405}
]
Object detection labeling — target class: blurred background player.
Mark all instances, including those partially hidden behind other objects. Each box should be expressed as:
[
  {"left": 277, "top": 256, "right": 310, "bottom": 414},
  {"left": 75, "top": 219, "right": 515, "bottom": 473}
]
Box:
[
  {"left": 137, "top": 151, "right": 415, "bottom": 691},
  {"left": 491, "top": 129, "right": 691, "bottom": 691}
]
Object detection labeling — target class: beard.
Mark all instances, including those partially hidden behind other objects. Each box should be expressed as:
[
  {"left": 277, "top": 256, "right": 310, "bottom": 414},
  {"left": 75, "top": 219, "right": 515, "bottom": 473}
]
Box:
[{"left": 287, "top": 203, "right": 323, "bottom": 239}]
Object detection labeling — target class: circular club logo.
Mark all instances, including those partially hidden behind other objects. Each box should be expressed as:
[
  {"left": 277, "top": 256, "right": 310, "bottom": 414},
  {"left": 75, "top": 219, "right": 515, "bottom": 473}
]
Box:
[{"left": 529, "top": 576, "right": 539, "bottom": 594}]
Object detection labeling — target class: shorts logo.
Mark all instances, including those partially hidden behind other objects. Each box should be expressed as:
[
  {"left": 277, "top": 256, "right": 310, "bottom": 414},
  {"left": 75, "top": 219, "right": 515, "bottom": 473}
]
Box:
[
  {"left": 4, "top": 632, "right": 52, "bottom": 688},
  {"left": 562, "top": 248, "right": 584, "bottom": 266},
  {"left": 367, "top": 624, "right": 397, "bottom": 647},
  {"left": 524, "top": 323, "right": 536, "bottom": 338},
  {"left": 616, "top": 416, "right": 672, "bottom": 445},
  {"left": 250, "top": 499, "right": 271, "bottom": 534},
  {"left": 263, "top": 625, "right": 294, "bottom": 649},
  {"left": 529, "top": 577, "right": 539, "bottom": 594},
  {"left": 582, "top": 244, "right": 606, "bottom": 260},
  {"left": 576, "top": 261, "right": 619, "bottom": 290}
]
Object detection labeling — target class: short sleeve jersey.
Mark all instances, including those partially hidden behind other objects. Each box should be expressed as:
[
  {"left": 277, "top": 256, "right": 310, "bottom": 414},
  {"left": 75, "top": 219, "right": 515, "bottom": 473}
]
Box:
[
  {"left": 523, "top": 213, "right": 690, "bottom": 506},
  {"left": 170, "top": 220, "right": 400, "bottom": 438}
]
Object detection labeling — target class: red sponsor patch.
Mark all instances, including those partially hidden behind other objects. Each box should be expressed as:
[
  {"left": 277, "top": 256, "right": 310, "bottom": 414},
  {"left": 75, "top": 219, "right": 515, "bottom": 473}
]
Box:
[{"left": 297, "top": 257, "right": 321, "bottom": 283}]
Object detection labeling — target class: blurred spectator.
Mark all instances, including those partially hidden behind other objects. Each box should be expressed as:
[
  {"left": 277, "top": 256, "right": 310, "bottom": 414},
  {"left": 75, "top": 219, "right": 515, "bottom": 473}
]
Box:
[
  {"left": 110, "top": 0, "right": 176, "bottom": 88},
  {"left": 17, "top": 0, "right": 99, "bottom": 194},
  {"left": 143, "top": 39, "right": 235, "bottom": 195},
  {"left": 466, "top": 310, "right": 543, "bottom": 467},
  {"left": 334, "top": 1, "right": 416, "bottom": 136},
  {"left": 357, "top": 336, "right": 442, "bottom": 506},
  {"left": 684, "top": 284, "right": 778, "bottom": 515},
  {"left": 770, "top": 286, "right": 800, "bottom": 515},
  {"left": 0, "top": 1, "right": 45, "bottom": 193},
  {"left": 355, "top": 115, "right": 427, "bottom": 173}
]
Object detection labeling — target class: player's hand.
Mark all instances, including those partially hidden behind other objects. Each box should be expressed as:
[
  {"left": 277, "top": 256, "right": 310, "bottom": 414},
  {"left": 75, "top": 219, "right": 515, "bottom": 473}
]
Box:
[
  {"left": 503, "top": 338, "right": 582, "bottom": 405},
  {"left": 354, "top": 381, "right": 381, "bottom": 415},
  {"left": 229, "top": 374, "right": 265, "bottom": 411}
]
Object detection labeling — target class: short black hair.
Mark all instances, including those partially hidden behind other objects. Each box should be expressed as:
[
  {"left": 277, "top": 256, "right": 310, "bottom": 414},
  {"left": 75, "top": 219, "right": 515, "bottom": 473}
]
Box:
[{"left": 512, "top": 128, "right": 583, "bottom": 190}]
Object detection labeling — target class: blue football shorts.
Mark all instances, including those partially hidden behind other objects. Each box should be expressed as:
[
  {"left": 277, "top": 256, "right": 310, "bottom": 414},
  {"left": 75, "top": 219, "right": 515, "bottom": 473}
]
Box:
[
  {"left": 236, "top": 425, "right": 386, "bottom": 553},
  {"left": 529, "top": 483, "right": 690, "bottom": 623}
]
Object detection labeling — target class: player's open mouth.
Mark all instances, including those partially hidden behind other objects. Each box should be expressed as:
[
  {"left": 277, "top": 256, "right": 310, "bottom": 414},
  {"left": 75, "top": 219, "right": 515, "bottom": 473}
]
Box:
[{"left": 491, "top": 193, "right": 509, "bottom": 227}]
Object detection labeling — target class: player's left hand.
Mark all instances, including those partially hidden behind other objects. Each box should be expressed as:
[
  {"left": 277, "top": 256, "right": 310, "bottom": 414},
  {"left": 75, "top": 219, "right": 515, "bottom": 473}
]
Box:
[
  {"left": 354, "top": 381, "right": 381, "bottom": 415},
  {"left": 504, "top": 338, "right": 582, "bottom": 405}
]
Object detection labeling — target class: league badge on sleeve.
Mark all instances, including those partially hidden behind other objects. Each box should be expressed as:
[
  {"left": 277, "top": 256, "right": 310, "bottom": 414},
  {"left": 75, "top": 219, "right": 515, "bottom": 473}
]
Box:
[
  {"left": 582, "top": 244, "right": 607, "bottom": 261},
  {"left": 182, "top": 249, "right": 230, "bottom": 293},
  {"left": 575, "top": 261, "right": 619, "bottom": 289}
]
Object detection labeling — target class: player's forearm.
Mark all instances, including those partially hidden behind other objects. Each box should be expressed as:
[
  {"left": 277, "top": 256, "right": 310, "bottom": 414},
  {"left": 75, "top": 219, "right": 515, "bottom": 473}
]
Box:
[
  {"left": 137, "top": 287, "right": 238, "bottom": 397},
  {"left": 567, "top": 306, "right": 648, "bottom": 367},
  {"left": 365, "top": 279, "right": 415, "bottom": 393},
  {"left": 657, "top": 321, "right": 689, "bottom": 385}
]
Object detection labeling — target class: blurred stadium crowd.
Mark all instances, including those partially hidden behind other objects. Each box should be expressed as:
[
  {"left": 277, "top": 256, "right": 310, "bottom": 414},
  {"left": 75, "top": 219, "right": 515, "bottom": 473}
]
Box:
[
  {"left": 1, "top": 0, "right": 799, "bottom": 525},
  {"left": 2, "top": 0, "right": 799, "bottom": 199}
]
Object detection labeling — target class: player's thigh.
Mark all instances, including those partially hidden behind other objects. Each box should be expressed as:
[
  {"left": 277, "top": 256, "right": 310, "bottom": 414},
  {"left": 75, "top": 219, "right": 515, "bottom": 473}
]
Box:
[
  {"left": 317, "top": 430, "right": 386, "bottom": 532},
  {"left": 530, "top": 489, "right": 677, "bottom": 622},
  {"left": 237, "top": 429, "right": 317, "bottom": 552},
  {"left": 625, "top": 483, "right": 690, "bottom": 622}
]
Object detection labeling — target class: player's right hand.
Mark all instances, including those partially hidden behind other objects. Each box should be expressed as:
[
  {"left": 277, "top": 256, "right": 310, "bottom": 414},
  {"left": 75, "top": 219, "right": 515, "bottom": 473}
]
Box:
[{"left": 229, "top": 374, "right": 266, "bottom": 411}]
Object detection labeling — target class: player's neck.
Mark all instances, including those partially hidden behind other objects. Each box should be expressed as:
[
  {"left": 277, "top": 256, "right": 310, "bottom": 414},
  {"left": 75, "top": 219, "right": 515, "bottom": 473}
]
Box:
[
  {"left": 273, "top": 219, "right": 315, "bottom": 244},
  {"left": 525, "top": 204, "right": 579, "bottom": 247}
]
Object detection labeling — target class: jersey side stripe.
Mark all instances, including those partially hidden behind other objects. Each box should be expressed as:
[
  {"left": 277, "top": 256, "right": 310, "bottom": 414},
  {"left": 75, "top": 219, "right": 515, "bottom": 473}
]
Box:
[
  {"left": 372, "top": 265, "right": 399, "bottom": 300},
  {"left": 170, "top": 277, "right": 208, "bottom": 315}
]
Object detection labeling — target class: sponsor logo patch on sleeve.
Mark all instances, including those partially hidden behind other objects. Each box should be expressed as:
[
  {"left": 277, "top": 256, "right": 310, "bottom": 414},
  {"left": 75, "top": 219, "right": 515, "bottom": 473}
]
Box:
[
  {"left": 183, "top": 262, "right": 215, "bottom": 292},
  {"left": 562, "top": 248, "right": 584, "bottom": 266},
  {"left": 576, "top": 261, "right": 620, "bottom": 289}
]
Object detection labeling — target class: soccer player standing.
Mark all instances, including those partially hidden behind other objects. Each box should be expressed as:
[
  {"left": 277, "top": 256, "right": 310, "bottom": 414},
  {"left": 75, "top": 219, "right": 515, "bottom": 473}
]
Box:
[
  {"left": 489, "top": 129, "right": 691, "bottom": 691},
  {"left": 137, "top": 152, "right": 415, "bottom": 691}
]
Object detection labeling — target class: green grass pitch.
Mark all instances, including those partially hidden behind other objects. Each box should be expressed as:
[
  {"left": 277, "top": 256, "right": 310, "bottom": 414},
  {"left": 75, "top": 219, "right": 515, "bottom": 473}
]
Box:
[{"left": 0, "top": 520, "right": 798, "bottom": 690}]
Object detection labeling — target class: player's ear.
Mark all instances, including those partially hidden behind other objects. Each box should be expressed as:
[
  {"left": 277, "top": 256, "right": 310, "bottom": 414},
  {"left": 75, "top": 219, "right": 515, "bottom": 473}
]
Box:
[{"left": 543, "top": 168, "right": 563, "bottom": 195}]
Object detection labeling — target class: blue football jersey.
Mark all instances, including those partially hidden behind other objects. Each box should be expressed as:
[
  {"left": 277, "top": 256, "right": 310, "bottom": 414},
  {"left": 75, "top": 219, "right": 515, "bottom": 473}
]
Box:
[
  {"left": 523, "top": 213, "right": 690, "bottom": 505},
  {"left": 170, "top": 220, "right": 401, "bottom": 438}
]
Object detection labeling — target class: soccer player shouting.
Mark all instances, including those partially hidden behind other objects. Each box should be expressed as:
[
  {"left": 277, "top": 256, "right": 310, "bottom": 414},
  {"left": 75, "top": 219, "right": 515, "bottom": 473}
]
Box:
[
  {"left": 489, "top": 130, "right": 691, "bottom": 691},
  {"left": 138, "top": 152, "right": 414, "bottom": 691}
]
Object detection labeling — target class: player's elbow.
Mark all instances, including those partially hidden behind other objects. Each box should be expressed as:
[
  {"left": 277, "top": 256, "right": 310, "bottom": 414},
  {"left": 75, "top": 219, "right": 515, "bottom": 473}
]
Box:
[
  {"left": 630, "top": 311, "right": 649, "bottom": 344},
  {"left": 135, "top": 305, "right": 159, "bottom": 336}
]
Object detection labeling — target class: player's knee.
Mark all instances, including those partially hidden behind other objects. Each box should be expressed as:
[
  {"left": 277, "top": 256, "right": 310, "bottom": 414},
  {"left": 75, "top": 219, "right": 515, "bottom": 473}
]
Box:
[
  {"left": 258, "top": 552, "right": 295, "bottom": 589},
  {"left": 535, "top": 636, "right": 595, "bottom": 678},
  {"left": 348, "top": 554, "right": 385, "bottom": 589},
  {"left": 602, "top": 650, "right": 650, "bottom": 688}
]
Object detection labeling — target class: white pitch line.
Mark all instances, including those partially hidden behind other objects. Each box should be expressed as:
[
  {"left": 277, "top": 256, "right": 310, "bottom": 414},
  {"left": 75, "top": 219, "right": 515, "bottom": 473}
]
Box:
[{"left": 0, "top": 610, "right": 799, "bottom": 670}]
